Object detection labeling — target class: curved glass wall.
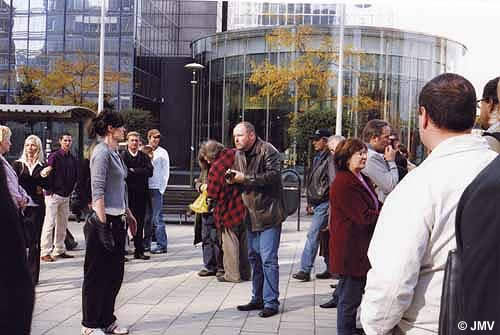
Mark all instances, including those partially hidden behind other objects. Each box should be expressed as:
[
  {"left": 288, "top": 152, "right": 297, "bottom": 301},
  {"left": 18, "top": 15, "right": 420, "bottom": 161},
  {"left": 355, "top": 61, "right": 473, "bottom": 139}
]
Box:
[{"left": 191, "top": 25, "right": 467, "bottom": 164}]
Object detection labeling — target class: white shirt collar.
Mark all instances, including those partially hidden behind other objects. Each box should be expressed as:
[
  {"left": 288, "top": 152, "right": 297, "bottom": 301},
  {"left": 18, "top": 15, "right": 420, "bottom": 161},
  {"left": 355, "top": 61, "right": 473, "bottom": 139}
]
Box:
[{"left": 486, "top": 121, "right": 500, "bottom": 132}]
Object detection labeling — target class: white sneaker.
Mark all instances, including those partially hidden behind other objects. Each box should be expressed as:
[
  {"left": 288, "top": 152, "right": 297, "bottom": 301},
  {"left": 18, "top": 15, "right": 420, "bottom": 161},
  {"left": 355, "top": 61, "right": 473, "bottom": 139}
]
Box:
[
  {"left": 81, "top": 326, "right": 106, "bottom": 335},
  {"left": 103, "top": 321, "right": 129, "bottom": 334}
]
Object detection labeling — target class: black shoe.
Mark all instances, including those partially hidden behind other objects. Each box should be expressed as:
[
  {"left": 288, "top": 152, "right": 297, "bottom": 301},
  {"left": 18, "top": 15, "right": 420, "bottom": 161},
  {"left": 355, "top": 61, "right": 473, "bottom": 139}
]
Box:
[
  {"left": 292, "top": 271, "right": 311, "bottom": 282},
  {"left": 330, "top": 284, "right": 337, "bottom": 289},
  {"left": 258, "top": 308, "right": 278, "bottom": 318},
  {"left": 319, "top": 298, "right": 337, "bottom": 309},
  {"left": 198, "top": 269, "right": 216, "bottom": 277},
  {"left": 134, "top": 253, "right": 151, "bottom": 260},
  {"left": 66, "top": 241, "right": 78, "bottom": 251},
  {"left": 316, "top": 270, "right": 332, "bottom": 279},
  {"left": 237, "top": 301, "right": 264, "bottom": 311},
  {"left": 216, "top": 270, "right": 225, "bottom": 277}
]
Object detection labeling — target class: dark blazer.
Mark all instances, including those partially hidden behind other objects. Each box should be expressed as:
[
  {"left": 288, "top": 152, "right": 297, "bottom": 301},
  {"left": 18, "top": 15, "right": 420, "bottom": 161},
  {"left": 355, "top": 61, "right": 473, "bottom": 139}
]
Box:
[
  {"left": 0, "top": 159, "right": 34, "bottom": 333},
  {"left": 12, "top": 161, "right": 48, "bottom": 206},
  {"left": 121, "top": 150, "right": 153, "bottom": 194},
  {"left": 329, "top": 170, "right": 380, "bottom": 277},
  {"left": 455, "top": 154, "right": 500, "bottom": 326}
]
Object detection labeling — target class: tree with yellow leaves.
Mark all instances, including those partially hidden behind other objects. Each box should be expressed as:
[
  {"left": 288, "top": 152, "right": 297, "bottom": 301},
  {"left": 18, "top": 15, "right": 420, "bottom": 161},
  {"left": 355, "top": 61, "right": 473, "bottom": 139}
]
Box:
[
  {"left": 249, "top": 26, "right": 384, "bottom": 164},
  {"left": 17, "top": 53, "right": 129, "bottom": 109}
]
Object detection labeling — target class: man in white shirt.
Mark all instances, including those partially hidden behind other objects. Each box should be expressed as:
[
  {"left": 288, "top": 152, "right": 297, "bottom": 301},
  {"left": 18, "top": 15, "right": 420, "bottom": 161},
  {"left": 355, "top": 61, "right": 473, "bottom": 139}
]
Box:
[
  {"left": 360, "top": 73, "right": 498, "bottom": 335},
  {"left": 361, "top": 119, "right": 398, "bottom": 203},
  {"left": 147, "top": 129, "right": 170, "bottom": 254}
]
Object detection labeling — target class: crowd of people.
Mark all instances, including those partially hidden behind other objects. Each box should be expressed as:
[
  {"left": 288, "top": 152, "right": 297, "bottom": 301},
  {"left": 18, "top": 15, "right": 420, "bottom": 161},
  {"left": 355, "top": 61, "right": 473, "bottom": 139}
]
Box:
[{"left": 1, "top": 72, "right": 500, "bottom": 334}]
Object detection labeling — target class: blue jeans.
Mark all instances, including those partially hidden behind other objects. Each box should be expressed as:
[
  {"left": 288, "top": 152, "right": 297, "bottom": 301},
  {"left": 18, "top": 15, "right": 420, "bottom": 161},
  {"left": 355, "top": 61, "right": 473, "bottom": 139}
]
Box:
[
  {"left": 150, "top": 189, "right": 167, "bottom": 250},
  {"left": 337, "top": 275, "right": 366, "bottom": 335},
  {"left": 247, "top": 223, "right": 282, "bottom": 311},
  {"left": 300, "top": 201, "right": 329, "bottom": 273}
]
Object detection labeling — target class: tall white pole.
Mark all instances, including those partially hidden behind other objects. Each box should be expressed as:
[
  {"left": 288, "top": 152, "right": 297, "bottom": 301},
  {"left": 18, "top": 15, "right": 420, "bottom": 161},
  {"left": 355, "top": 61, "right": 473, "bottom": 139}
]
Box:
[
  {"left": 98, "top": 0, "right": 106, "bottom": 115},
  {"left": 335, "top": 3, "right": 345, "bottom": 136}
]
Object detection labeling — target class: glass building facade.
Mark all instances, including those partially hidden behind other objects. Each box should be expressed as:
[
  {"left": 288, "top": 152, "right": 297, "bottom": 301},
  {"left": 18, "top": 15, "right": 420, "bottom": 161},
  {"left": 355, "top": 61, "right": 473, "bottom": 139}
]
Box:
[
  {"left": 0, "top": 0, "right": 179, "bottom": 110},
  {"left": 191, "top": 25, "right": 467, "bottom": 163}
]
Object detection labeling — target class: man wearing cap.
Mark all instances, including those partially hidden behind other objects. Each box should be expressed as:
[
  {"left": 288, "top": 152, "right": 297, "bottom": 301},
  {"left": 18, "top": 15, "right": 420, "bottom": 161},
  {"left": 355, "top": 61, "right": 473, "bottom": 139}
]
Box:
[
  {"left": 293, "top": 129, "right": 335, "bottom": 282},
  {"left": 147, "top": 129, "right": 170, "bottom": 254}
]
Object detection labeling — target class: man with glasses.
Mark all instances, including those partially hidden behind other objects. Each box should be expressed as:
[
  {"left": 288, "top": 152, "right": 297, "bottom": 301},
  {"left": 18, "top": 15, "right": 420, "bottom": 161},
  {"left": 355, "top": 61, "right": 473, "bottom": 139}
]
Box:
[
  {"left": 147, "top": 129, "right": 170, "bottom": 254},
  {"left": 293, "top": 129, "right": 334, "bottom": 282},
  {"left": 478, "top": 77, "right": 500, "bottom": 153}
]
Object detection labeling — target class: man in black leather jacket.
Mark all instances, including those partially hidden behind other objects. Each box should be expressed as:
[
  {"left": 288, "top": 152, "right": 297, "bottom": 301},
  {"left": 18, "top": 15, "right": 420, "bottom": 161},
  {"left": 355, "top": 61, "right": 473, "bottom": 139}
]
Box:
[
  {"left": 229, "top": 121, "right": 286, "bottom": 318},
  {"left": 293, "top": 129, "right": 334, "bottom": 282}
]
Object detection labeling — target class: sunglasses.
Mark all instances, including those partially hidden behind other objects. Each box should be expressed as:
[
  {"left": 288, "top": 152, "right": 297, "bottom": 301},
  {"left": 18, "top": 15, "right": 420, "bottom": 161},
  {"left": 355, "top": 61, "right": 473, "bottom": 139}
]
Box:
[{"left": 152, "top": 135, "right": 161, "bottom": 139}]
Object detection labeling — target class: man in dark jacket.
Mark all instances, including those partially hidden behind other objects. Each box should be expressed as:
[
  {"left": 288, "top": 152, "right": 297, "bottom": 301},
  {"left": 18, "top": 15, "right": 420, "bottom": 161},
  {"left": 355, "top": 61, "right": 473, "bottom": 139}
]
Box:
[
  {"left": 455, "top": 154, "right": 500, "bottom": 330},
  {"left": 230, "top": 121, "right": 286, "bottom": 318},
  {"left": 293, "top": 128, "right": 333, "bottom": 282},
  {"left": 122, "top": 131, "right": 154, "bottom": 260}
]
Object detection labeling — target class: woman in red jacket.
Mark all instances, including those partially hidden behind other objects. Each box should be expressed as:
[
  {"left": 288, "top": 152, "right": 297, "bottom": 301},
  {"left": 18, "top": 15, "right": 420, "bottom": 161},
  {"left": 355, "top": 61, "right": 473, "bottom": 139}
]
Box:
[{"left": 329, "top": 138, "right": 380, "bottom": 335}]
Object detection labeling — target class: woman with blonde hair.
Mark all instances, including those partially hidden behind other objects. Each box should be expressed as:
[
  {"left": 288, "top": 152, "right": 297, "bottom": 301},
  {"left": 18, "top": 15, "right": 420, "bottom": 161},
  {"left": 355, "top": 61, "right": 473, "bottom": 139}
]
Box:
[{"left": 13, "top": 134, "right": 49, "bottom": 284}]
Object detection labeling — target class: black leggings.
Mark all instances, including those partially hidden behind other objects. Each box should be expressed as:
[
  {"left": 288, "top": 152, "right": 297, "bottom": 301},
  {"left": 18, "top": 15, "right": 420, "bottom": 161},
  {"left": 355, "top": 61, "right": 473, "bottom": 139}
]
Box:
[{"left": 82, "top": 215, "right": 126, "bottom": 329}]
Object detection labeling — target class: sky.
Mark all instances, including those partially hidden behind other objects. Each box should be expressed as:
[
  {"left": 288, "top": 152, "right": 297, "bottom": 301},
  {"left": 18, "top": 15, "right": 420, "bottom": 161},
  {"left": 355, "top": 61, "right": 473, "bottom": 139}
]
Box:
[{"left": 388, "top": 0, "right": 500, "bottom": 97}]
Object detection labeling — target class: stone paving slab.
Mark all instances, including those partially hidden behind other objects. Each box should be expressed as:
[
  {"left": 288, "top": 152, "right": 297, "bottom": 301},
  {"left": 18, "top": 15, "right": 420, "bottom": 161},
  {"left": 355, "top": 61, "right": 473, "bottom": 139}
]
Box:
[{"left": 32, "top": 214, "right": 339, "bottom": 335}]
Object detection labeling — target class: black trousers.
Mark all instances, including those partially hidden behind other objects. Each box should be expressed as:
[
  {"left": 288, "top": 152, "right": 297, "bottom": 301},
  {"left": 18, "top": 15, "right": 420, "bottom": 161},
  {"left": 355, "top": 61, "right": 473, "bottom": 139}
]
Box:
[
  {"left": 201, "top": 214, "right": 223, "bottom": 272},
  {"left": 82, "top": 215, "right": 126, "bottom": 329},
  {"left": 23, "top": 206, "right": 45, "bottom": 284},
  {"left": 129, "top": 191, "right": 146, "bottom": 255}
]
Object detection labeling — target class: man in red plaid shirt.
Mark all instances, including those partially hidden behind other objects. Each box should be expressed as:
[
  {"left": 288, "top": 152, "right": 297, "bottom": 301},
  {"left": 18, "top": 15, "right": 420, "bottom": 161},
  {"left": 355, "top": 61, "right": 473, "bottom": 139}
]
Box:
[{"left": 202, "top": 140, "right": 250, "bottom": 283}]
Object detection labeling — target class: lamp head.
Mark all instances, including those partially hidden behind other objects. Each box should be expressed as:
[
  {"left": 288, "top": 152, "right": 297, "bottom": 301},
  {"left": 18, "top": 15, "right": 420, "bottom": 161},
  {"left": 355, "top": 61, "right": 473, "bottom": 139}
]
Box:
[{"left": 184, "top": 63, "right": 205, "bottom": 71}]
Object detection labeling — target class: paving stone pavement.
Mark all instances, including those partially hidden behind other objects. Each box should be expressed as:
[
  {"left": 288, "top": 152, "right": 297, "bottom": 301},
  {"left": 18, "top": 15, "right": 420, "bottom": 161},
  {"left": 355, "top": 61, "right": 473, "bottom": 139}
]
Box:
[{"left": 32, "top": 214, "right": 338, "bottom": 335}]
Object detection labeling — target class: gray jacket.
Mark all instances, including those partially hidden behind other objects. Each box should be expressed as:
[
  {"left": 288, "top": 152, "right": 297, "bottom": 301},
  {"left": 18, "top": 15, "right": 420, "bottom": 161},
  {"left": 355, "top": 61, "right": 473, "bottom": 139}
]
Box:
[
  {"left": 362, "top": 146, "right": 398, "bottom": 203},
  {"left": 90, "top": 141, "right": 128, "bottom": 215}
]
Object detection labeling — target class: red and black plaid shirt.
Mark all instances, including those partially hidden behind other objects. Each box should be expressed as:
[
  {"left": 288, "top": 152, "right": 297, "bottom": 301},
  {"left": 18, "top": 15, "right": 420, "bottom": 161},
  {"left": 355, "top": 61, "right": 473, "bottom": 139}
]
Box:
[{"left": 207, "top": 148, "right": 246, "bottom": 228}]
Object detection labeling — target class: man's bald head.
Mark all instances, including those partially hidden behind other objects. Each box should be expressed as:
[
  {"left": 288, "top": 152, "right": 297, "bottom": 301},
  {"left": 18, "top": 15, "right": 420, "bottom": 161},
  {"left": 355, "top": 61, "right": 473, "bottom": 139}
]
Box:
[{"left": 233, "top": 122, "right": 256, "bottom": 151}]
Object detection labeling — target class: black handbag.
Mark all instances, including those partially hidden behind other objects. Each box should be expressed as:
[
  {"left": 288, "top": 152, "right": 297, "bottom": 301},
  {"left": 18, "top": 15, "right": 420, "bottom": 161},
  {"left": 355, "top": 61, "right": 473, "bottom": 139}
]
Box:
[{"left": 438, "top": 249, "right": 463, "bottom": 335}]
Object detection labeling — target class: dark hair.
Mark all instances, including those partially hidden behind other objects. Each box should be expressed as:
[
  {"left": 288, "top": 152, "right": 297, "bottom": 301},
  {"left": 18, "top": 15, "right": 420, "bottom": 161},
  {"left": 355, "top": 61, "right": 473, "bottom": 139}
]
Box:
[
  {"left": 418, "top": 73, "right": 476, "bottom": 132},
  {"left": 59, "top": 132, "right": 72, "bottom": 140},
  {"left": 87, "top": 111, "right": 125, "bottom": 139},
  {"left": 334, "top": 138, "right": 367, "bottom": 171},
  {"left": 362, "top": 119, "right": 389, "bottom": 142},
  {"left": 482, "top": 77, "right": 500, "bottom": 105}
]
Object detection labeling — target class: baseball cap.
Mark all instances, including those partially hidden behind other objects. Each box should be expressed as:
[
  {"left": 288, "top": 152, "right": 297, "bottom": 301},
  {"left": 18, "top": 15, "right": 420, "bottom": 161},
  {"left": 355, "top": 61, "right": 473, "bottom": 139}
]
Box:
[{"left": 309, "top": 128, "right": 332, "bottom": 140}]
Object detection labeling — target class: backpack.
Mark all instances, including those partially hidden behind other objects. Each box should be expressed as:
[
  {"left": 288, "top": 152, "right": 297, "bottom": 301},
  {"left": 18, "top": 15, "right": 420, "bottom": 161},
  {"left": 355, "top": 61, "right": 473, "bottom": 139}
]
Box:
[{"left": 439, "top": 155, "right": 500, "bottom": 335}]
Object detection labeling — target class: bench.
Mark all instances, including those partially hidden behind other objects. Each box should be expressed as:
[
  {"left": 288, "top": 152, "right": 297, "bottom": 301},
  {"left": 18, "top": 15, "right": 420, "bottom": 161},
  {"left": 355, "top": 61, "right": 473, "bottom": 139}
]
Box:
[{"left": 162, "top": 185, "right": 199, "bottom": 224}]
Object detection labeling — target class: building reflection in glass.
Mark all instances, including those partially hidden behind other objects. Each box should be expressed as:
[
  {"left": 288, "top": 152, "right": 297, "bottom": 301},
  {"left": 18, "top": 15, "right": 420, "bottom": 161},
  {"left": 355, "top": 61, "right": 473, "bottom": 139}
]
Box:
[{"left": 0, "top": 0, "right": 179, "bottom": 112}]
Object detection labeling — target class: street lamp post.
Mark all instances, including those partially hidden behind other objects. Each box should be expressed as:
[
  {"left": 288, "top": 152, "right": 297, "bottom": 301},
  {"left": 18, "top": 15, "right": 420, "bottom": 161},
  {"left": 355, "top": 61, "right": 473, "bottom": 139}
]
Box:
[
  {"left": 98, "top": 0, "right": 106, "bottom": 115},
  {"left": 184, "top": 62, "right": 205, "bottom": 186}
]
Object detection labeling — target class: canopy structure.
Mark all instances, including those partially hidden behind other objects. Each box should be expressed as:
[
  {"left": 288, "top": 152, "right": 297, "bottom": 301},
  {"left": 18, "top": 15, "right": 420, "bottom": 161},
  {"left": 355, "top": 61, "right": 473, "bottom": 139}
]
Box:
[{"left": 0, "top": 104, "right": 95, "bottom": 120}]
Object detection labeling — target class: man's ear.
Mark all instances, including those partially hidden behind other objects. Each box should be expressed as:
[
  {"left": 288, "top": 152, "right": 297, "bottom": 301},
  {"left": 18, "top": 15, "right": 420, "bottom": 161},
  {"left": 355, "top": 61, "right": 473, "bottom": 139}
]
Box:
[{"left": 419, "top": 106, "right": 429, "bottom": 130}]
